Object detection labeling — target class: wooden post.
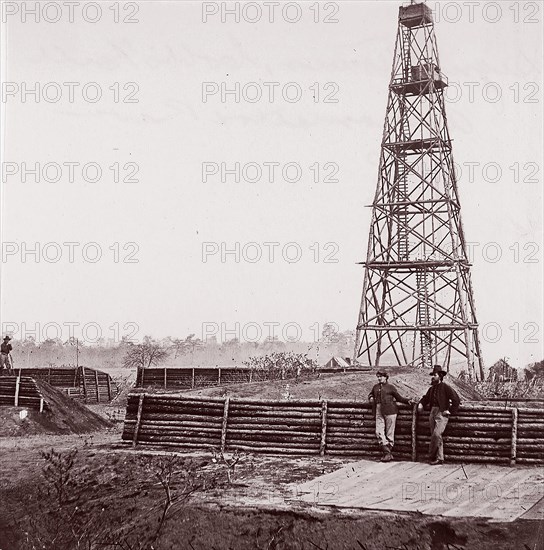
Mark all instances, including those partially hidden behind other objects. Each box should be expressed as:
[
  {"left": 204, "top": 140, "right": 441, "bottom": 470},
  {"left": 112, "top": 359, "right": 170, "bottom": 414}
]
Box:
[
  {"left": 220, "top": 397, "right": 230, "bottom": 452},
  {"left": 48, "top": 368, "right": 52, "bottom": 384},
  {"left": 14, "top": 376, "right": 21, "bottom": 406},
  {"left": 249, "top": 369, "right": 253, "bottom": 383},
  {"left": 39, "top": 398, "right": 44, "bottom": 413},
  {"left": 320, "top": 400, "right": 328, "bottom": 456},
  {"left": 81, "top": 366, "right": 88, "bottom": 400},
  {"left": 94, "top": 369, "right": 100, "bottom": 402},
  {"left": 218, "top": 368, "right": 222, "bottom": 386},
  {"left": 510, "top": 407, "right": 518, "bottom": 465},
  {"left": 73, "top": 367, "right": 78, "bottom": 388},
  {"left": 191, "top": 368, "right": 195, "bottom": 388},
  {"left": 164, "top": 367, "right": 167, "bottom": 389},
  {"left": 107, "top": 375, "right": 112, "bottom": 401},
  {"left": 133, "top": 394, "right": 145, "bottom": 447},
  {"left": 411, "top": 403, "right": 418, "bottom": 461}
]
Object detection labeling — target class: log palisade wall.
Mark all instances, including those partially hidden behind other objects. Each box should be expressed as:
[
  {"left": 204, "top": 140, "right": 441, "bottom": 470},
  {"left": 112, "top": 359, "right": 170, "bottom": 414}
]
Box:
[
  {"left": 122, "top": 393, "right": 544, "bottom": 464},
  {"left": 135, "top": 366, "right": 370, "bottom": 390},
  {"left": 136, "top": 366, "right": 307, "bottom": 389},
  {"left": 17, "top": 367, "right": 115, "bottom": 403},
  {"left": 0, "top": 376, "right": 47, "bottom": 411}
]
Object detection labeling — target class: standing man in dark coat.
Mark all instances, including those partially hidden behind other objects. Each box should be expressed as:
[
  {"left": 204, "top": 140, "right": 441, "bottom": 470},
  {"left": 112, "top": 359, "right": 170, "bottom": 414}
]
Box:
[
  {"left": 0, "top": 336, "right": 13, "bottom": 373},
  {"left": 418, "top": 365, "right": 461, "bottom": 465},
  {"left": 368, "top": 370, "right": 413, "bottom": 462}
]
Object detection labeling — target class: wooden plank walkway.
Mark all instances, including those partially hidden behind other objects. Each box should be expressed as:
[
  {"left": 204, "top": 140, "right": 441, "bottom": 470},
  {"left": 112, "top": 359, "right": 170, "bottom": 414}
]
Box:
[{"left": 290, "top": 459, "right": 544, "bottom": 522}]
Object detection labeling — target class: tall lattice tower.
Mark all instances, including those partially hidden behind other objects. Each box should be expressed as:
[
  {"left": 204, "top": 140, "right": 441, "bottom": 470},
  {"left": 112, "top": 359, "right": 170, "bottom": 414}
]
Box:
[{"left": 353, "top": 1, "right": 484, "bottom": 380}]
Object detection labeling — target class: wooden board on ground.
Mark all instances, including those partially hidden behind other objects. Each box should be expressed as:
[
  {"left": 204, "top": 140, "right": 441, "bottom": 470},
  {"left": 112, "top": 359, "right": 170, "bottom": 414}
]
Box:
[{"left": 289, "top": 459, "right": 544, "bottom": 522}]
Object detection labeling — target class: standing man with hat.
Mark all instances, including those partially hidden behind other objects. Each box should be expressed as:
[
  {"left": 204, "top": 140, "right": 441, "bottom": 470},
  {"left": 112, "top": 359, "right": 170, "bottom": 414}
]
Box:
[
  {"left": 418, "top": 365, "right": 461, "bottom": 465},
  {"left": 368, "top": 370, "right": 414, "bottom": 462},
  {"left": 0, "top": 336, "right": 14, "bottom": 373}
]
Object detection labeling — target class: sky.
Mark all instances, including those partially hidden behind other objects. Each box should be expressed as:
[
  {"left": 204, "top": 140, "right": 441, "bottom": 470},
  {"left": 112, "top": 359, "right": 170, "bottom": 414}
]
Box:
[{"left": 0, "top": 0, "right": 543, "bottom": 368}]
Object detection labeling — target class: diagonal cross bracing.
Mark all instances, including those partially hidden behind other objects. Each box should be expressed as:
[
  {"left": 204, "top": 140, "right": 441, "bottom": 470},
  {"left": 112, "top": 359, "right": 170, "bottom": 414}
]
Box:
[{"left": 354, "top": 2, "right": 484, "bottom": 380}]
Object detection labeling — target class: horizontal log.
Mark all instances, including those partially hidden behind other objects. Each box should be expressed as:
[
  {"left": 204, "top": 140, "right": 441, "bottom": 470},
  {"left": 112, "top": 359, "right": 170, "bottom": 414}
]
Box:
[
  {"left": 517, "top": 424, "right": 544, "bottom": 430},
  {"left": 142, "top": 413, "right": 223, "bottom": 422},
  {"left": 227, "top": 440, "right": 320, "bottom": 448},
  {"left": 327, "top": 442, "right": 412, "bottom": 452},
  {"left": 129, "top": 393, "right": 225, "bottom": 404},
  {"left": 325, "top": 449, "right": 380, "bottom": 456},
  {"left": 326, "top": 431, "right": 378, "bottom": 438},
  {"left": 442, "top": 455, "right": 510, "bottom": 463},
  {"left": 415, "top": 448, "right": 511, "bottom": 457},
  {"left": 229, "top": 406, "right": 321, "bottom": 415},
  {"left": 327, "top": 441, "right": 406, "bottom": 448},
  {"left": 129, "top": 440, "right": 218, "bottom": 450},
  {"left": 517, "top": 439, "right": 544, "bottom": 450},
  {"left": 228, "top": 412, "right": 320, "bottom": 421},
  {"left": 327, "top": 435, "right": 413, "bottom": 442},
  {"left": 515, "top": 457, "right": 544, "bottom": 464},
  {"left": 417, "top": 423, "right": 511, "bottom": 431},
  {"left": 327, "top": 415, "right": 370, "bottom": 426},
  {"left": 226, "top": 428, "right": 319, "bottom": 438},
  {"left": 226, "top": 437, "right": 319, "bottom": 447},
  {"left": 142, "top": 409, "right": 225, "bottom": 419},
  {"left": 326, "top": 431, "right": 411, "bottom": 439},
  {"left": 417, "top": 431, "right": 512, "bottom": 440},
  {"left": 138, "top": 422, "right": 222, "bottom": 432},
  {"left": 325, "top": 443, "right": 376, "bottom": 456},
  {"left": 229, "top": 397, "right": 323, "bottom": 406},
  {"left": 137, "top": 434, "right": 221, "bottom": 444},
  {"left": 416, "top": 438, "right": 511, "bottom": 447},
  {"left": 325, "top": 409, "right": 370, "bottom": 416},
  {"left": 326, "top": 413, "right": 368, "bottom": 420},
  {"left": 440, "top": 444, "right": 511, "bottom": 452},
  {"left": 326, "top": 423, "right": 368, "bottom": 430},
  {"left": 517, "top": 433, "right": 544, "bottom": 440},
  {"left": 226, "top": 444, "right": 319, "bottom": 455},
  {"left": 228, "top": 412, "right": 321, "bottom": 421},
  {"left": 0, "top": 396, "right": 42, "bottom": 402},
  {"left": 135, "top": 434, "right": 221, "bottom": 443},
  {"left": 226, "top": 421, "right": 320, "bottom": 432},
  {"left": 515, "top": 453, "right": 544, "bottom": 459},
  {"left": 418, "top": 416, "right": 512, "bottom": 423},
  {"left": 142, "top": 399, "right": 225, "bottom": 410},
  {"left": 458, "top": 404, "right": 519, "bottom": 412},
  {"left": 322, "top": 422, "right": 372, "bottom": 429}
]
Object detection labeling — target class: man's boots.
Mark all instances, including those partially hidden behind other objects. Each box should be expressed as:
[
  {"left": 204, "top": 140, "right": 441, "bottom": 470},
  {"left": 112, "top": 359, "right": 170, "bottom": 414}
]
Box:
[{"left": 380, "top": 444, "right": 393, "bottom": 462}]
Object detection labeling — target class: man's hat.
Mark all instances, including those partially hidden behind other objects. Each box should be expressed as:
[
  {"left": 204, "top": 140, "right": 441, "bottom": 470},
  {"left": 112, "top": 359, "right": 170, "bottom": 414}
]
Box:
[
  {"left": 3, "top": 336, "right": 11, "bottom": 341},
  {"left": 429, "top": 364, "right": 447, "bottom": 376},
  {"left": 376, "top": 369, "right": 389, "bottom": 378}
]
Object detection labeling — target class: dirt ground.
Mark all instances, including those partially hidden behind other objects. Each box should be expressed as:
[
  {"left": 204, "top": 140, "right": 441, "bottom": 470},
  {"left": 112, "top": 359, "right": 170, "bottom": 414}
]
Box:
[
  {"left": 144, "top": 366, "right": 482, "bottom": 403},
  {"left": 0, "top": 371, "right": 542, "bottom": 550},
  {"left": 0, "top": 423, "right": 542, "bottom": 550}
]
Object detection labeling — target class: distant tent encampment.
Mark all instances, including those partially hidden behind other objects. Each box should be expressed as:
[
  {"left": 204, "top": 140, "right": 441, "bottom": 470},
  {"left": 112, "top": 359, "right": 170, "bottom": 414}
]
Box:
[{"left": 324, "top": 356, "right": 352, "bottom": 370}]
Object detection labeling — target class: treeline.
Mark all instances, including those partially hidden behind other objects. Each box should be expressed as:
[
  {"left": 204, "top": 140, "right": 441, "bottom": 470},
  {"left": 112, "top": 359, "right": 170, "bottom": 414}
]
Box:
[{"left": 7, "top": 325, "right": 355, "bottom": 370}]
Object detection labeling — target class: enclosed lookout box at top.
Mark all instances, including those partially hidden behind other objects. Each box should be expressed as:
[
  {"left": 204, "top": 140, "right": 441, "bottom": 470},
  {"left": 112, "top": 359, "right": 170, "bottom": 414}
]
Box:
[{"left": 399, "top": 2, "right": 433, "bottom": 27}]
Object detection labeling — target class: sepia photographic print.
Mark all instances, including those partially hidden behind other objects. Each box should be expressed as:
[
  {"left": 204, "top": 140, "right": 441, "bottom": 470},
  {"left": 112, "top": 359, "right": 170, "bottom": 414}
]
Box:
[{"left": 0, "top": 1, "right": 543, "bottom": 548}]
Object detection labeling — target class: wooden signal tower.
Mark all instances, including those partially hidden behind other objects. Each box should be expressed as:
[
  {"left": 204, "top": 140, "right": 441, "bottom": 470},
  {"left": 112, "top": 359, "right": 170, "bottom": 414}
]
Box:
[{"left": 353, "top": 1, "right": 485, "bottom": 380}]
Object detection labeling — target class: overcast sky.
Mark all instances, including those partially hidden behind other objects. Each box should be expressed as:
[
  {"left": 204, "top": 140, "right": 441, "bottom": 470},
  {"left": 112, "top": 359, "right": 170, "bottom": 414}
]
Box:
[{"left": 0, "top": 0, "right": 542, "bottom": 368}]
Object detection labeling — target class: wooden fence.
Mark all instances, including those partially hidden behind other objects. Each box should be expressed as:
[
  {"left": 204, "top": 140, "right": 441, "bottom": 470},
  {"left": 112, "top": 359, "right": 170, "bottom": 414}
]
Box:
[
  {"left": 135, "top": 366, "right": 370, "bottom": 390},
  {"left": 122, "top": 393, "right": 544, "bottom": 465},
  {"left": 16, "top": 367, "right": 116, "bottom": 403},
  {"left": 0, "top": 376, "right": 47, "bottom": 411}
]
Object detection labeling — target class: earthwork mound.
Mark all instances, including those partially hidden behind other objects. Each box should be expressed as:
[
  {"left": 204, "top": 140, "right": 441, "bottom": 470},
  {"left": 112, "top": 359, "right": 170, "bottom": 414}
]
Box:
[{"left": 0, "top": 378, "right": 111, "bottom": 437}]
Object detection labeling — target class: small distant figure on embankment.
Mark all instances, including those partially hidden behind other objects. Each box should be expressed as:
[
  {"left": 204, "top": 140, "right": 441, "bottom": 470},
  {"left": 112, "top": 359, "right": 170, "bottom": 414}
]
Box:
[{"left": 0, "top": 335, "right": 14, "bottom": 374}]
